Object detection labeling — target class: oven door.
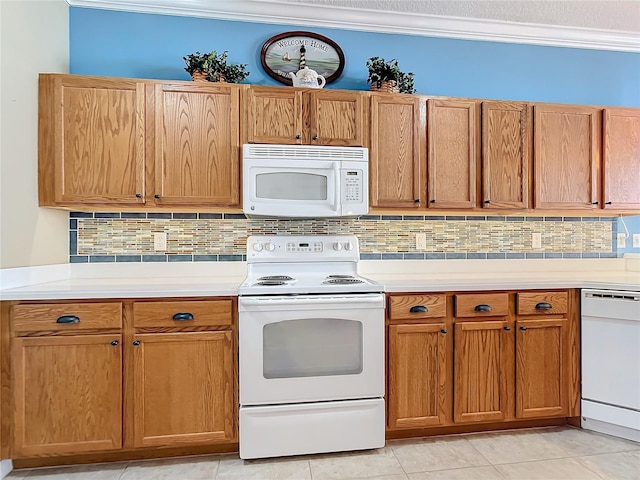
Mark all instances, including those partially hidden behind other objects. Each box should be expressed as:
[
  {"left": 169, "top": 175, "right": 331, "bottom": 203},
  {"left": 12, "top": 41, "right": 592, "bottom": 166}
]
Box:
[{"left": 239, "top": 294, "right": 385, "bottom": 405}]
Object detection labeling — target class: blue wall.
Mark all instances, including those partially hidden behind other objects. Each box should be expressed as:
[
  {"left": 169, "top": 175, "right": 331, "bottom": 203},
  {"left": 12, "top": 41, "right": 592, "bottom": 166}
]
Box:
[{"left": 69, "top": 7, "right": 640, "bottom": 107}]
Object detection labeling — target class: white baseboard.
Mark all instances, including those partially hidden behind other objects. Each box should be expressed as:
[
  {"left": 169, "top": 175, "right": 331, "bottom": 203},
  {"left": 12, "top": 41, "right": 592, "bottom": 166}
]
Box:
[{"left": 0, "top": 460, "right": 13, "bottom": 479}]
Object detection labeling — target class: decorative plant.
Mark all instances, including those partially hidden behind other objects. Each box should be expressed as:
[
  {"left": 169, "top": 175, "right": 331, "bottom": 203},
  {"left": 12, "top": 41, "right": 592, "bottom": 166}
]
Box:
[
  {"left": 183, "top": 50, "right": 250, "bottom": 83},
  {"left": 365, "top": 56, "right": 416, "bottom": 94}
]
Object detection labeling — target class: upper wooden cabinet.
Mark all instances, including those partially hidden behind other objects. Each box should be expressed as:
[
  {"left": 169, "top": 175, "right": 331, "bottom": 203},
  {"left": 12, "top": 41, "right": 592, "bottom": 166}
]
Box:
[
  {"left": 481, "top": 101, "right": 531, "bottom": 209},
  {"left": 533, "top": 104, "right": 601, "bottom": 209},
  {"left": 427, "top": 99, "right": 479, "bottom": 209},
  {"left": 245, "top": 86, "right": 366, "bottom": 146},
  {"left": 369, "top": 94, "right": 424, "bottom": 208},
  {"left": 149, "top": 82, "right": 242, "bottom": 206},
  {"left": 603, "top": 108, "right": 640, "bottom": 210},
  {"left": 39, "top": 75, "right": 146, "bottom": 206}
]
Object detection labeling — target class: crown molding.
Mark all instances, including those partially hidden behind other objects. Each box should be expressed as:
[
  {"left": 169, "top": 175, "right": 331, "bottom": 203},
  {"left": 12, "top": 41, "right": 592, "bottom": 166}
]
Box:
[{"left": 66, "top": 0, "right": 640, "bottom": 53}]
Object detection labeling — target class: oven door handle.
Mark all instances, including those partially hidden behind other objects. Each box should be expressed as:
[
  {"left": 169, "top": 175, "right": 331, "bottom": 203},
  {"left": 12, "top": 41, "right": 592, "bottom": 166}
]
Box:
[{"left": 240, "top": 295, "right": 383, "bottom": 307}]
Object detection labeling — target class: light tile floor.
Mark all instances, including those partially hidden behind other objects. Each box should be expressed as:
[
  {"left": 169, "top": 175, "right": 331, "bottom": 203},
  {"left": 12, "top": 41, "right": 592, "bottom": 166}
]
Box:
[{"left": 6, "top": 427, "right": 640, "bottom": 480}]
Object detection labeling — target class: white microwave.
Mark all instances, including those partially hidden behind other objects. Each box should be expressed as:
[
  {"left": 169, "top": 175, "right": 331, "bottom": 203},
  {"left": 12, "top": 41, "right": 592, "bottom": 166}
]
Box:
[{"left": 242, "top": 144, "right": 369, "bottom": 218}]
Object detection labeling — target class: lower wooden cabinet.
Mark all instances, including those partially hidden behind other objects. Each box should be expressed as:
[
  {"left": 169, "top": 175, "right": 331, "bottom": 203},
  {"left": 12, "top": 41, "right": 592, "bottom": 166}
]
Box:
[
  {"left": 387, "top": 290, "right": 579, "bottom": 433},
  {"left": 8, "top": 297, "right": 237, "bottom": 459},
  {"left": 132, "top": 331, "right": 235, "bottom": 447},
  {"left": 12, "top": 334, "right": 123, "bottom": 456},
  {"left": 388, "top": 323, "right": 448, "bottom": 428}
]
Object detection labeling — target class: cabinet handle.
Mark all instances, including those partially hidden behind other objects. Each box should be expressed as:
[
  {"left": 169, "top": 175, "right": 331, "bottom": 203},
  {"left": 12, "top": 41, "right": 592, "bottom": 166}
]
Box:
[
  {"left": 440, "top": 328, "right": 447, "bottom": 334},
  {"left": 111, "top": 340, "right": 119, "bottom": 346},
  {"left": 535, "top": 302, "right": 552, "bottom": 310},
  {"left": 154, "top": 194, "right": 160, "bottom": 199},
  {"left": 474, "top": 304, "right": 492, "bottom": 312},
  {"left": 484, "top": 200, "right": 491, "bottom": 204},
  {"left": 605, "top": 201, "right": 612, "bottom": 205},
  {"left": 56, "top": 315, "right": 80, "bottom": 324},
  {"left": 135, "top": 193, "right": 142, "bottom": 198},
  {"left": 592, "top": 201, "right": 599, "bottom": 205},
  {"left": 172, "top": 312, "right": 195, "bottom": 321},
  {"left": 430, "top": 199, "right": 436, "bottom": 203},
  {"left": 133, "top": 340, "right": 140, "bottom": 346},
  {"left": 504, "top": 326, "right": 511, "bottom": 331},
  {"left": 414, "top": 199, "right": 420, "bottom": 203},
  {"left": 409, "top": 305, "right": 428, "bottom": 313},
  {"left": 519, "top": 326, "right": 527, "bottom": 331},
  {"left": 295, "top": 134, "right": 301, "bottom": 139},
  {"left": 312, "top": 135, "right": 318, "bottom": 141}
]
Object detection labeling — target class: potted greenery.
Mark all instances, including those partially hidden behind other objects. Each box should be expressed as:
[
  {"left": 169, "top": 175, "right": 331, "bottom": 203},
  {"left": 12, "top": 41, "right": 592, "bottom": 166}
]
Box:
[
  {"left": 366, "top": 56, "right": 416, "bottom": 94},
  {"left": 183, "top": 50, "right": 250, "bottom": 83}
]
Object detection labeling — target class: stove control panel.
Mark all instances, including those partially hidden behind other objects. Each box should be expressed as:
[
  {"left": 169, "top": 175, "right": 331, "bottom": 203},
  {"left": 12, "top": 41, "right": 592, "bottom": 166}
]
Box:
[
  {"left": 286, "top": 241, "right": 323, "bottom": 253},
  {"left": 246, "top": 235, "right": 359, "bottom": 262}
]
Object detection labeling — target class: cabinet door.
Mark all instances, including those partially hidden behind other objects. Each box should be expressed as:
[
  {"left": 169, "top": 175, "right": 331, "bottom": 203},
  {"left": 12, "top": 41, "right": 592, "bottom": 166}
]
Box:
[
  {"left": 454, "top": 320, "right": 512, "bottom": 423},
  {"left": 603, "top": 108, "right": 640, "bottom": 209},
  {"left": 370, "top": 95, "right": 424, "bottom": 208},
  {"left": 152, "top": 83, "right": 241, "bottom": 206},
  {"left": 246, "top": 87, "right": 303, "bottom": 144},
  {"left": 13, "top": 335, "right": 122, "bottom": 456},
  {"left": 132, "top": 331, "right": 235, "bottom": 448},
  {"left": 534, "top": 104, "right": 600, "bottom": 209},
  {"left": 39, "top": 75, "right": 145, "bottom": 205},
  {"left": 388, "top": 324, "right": 448, "bottom": 429},
  {"left": 482, "top": 101, "right": 531, "bottom": 209},
  {"left": 427, "top": 99, "right": 478, "bottom": 208},
  {"left": 308, "top": 90, "right": 366, "bottom": 146},
  {"left": 515, "top": 318, "right": 568, "bottom": 418}
]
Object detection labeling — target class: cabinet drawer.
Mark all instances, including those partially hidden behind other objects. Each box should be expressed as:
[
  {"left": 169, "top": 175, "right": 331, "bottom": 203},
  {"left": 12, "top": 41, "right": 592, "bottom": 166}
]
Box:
[
  {"left": 455, "top": 293, "right": 509, "bottom": 317},
  {"left": 133, "top": 300, "right": 233, "bottom": 328},
  {"left": 389, "top": 295, "right": 447, "bottom": 320},
  {"left": 517, "top": 292, "right": 568, "bottom": 315},
  {"left": 12, "top": 303, "right": 122, "bottom": 333}
]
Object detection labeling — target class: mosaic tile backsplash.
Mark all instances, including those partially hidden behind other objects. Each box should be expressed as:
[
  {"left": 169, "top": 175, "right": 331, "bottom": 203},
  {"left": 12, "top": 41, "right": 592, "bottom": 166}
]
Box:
[{"left": 69, "top": 213, "right": 618, "bottom": 263}]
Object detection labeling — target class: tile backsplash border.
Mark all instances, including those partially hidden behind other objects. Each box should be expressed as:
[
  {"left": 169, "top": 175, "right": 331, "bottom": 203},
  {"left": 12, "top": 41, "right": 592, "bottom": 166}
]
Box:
[{"left": 69, "top": 212, "right": 618, "bottom": 263}]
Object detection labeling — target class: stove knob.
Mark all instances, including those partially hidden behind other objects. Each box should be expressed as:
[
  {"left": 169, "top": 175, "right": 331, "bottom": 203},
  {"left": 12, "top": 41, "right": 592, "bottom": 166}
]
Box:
[
  {"left": 344, "top": 241, "right": 354, "bottom": 251},
  {"left": 264, "top": 242, "right": 276, "bottom": 252},
  {"left": 252, "top": 243, "right": 264, "bottom": 252},
  {"left": 333, "top": 241, "right": 343, "bottom": 251}
]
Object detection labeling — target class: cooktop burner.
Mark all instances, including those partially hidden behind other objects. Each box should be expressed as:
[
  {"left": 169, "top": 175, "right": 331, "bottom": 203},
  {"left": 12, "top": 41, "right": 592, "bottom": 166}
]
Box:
[
  {"left": 258, "top": 275, "right": 294, "bottom": 281},
  {"left": 323, "top": 278, "right": 365, "bottom": 285},
  {"left": 254, "top": 280, "right": 287, "bottom": 286},
  {"left": 326, "top": 274, "right": 355, "bottom": 279}
]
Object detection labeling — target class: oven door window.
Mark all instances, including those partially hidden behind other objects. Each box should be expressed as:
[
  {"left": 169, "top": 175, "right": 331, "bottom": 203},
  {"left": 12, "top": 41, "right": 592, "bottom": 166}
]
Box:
[
  {"left": 263, "top": 318, "right": 363, "bottom": 379},
  {"left": 255, "top": 172, "right": 328, "bottom": 201}
]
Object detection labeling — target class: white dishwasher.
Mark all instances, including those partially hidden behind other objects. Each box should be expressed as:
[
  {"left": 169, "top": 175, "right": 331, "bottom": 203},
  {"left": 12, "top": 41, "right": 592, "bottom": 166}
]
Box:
[{"left": 581, "top": 289, "right": 640, "bottom": 442}]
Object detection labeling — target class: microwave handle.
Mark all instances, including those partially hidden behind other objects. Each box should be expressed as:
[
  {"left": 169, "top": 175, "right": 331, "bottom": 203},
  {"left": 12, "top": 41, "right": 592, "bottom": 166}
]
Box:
[{"left": 333, "top": 163, "right": 340, "bottom": 212}]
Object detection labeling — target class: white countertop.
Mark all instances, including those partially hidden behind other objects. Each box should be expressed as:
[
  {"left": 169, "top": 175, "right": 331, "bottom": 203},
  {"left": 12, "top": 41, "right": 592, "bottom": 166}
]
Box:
[{"left": 1, "top": 257, "right": 638, "bottom": 301}]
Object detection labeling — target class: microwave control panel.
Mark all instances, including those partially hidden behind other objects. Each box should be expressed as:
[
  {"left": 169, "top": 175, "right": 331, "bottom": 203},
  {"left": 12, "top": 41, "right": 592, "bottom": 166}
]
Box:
[{"left": 343, "top": 169, "right": 363, "bottom": 204}]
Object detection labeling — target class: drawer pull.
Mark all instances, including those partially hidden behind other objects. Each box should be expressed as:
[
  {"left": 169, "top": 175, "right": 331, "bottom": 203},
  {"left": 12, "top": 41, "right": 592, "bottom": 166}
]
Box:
[
  {"left": 519, "top": 326, "right": 527, "bottom": 331},
  {"left": 56, "top": 315, "right": 80, "bottom": 324},
  {"left": 409, "top": 305, "right": 428, "bottom": 313},
  {"left": 172, "top": 312, "right": 195, "bottom": 321},
  {"left": 133, "top": 340, "right": 140, "bottom": 346},
  {"left": 504, "top": 326, "right": 511, "bottom": 331},
  {"left": 474, "top": 304, "right": 492, "bottom": 313},
  {"left": 535, "top": 302, "right": 552, "bottom": 310},
  {"left": 111, "top": 340, "right": 119, "bottom": 346},
  {"left": 440, "top": 328, "right": 447, "bottom": 334}
]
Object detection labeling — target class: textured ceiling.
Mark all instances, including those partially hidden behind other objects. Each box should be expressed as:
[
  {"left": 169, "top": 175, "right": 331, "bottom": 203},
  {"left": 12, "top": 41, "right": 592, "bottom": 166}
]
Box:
[{"left": 278, "top": 0, "right": 640, "bottom": 32}]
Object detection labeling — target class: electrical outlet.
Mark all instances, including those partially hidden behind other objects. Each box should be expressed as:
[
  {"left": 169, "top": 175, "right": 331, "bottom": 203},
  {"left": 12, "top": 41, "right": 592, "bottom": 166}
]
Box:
[
  {"left": 154, "top": 232, "right": 167, "bottom": 251},
  {"left": 416, "top": 233, "right": 427, "bottom": 250},
  {"left": 633, "top": 234, "right": 640, "bottom": 248},
  {"left": 532, "top": 232, "right": 542, "bottom": 249},
  {"left": 617, "top": 233, "right": 627, "bottom": 249}
]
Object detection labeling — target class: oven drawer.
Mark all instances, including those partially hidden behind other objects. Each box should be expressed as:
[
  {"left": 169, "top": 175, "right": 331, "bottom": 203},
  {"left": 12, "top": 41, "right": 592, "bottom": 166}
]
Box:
[
  {"left": 389, "top": 294, "right": 447, "bottom": 320},
  {"left": 517, "top": 292, "right": 568, "bottom": 315},
  {"left": 12, "top": 303, "right": 122, "bottom": 333},
  {"left": 455, "top": 293, "right": 509, "bottom": 317},
  {"left": 133, "top": 300, "right": 233, "bottom": 328}
]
